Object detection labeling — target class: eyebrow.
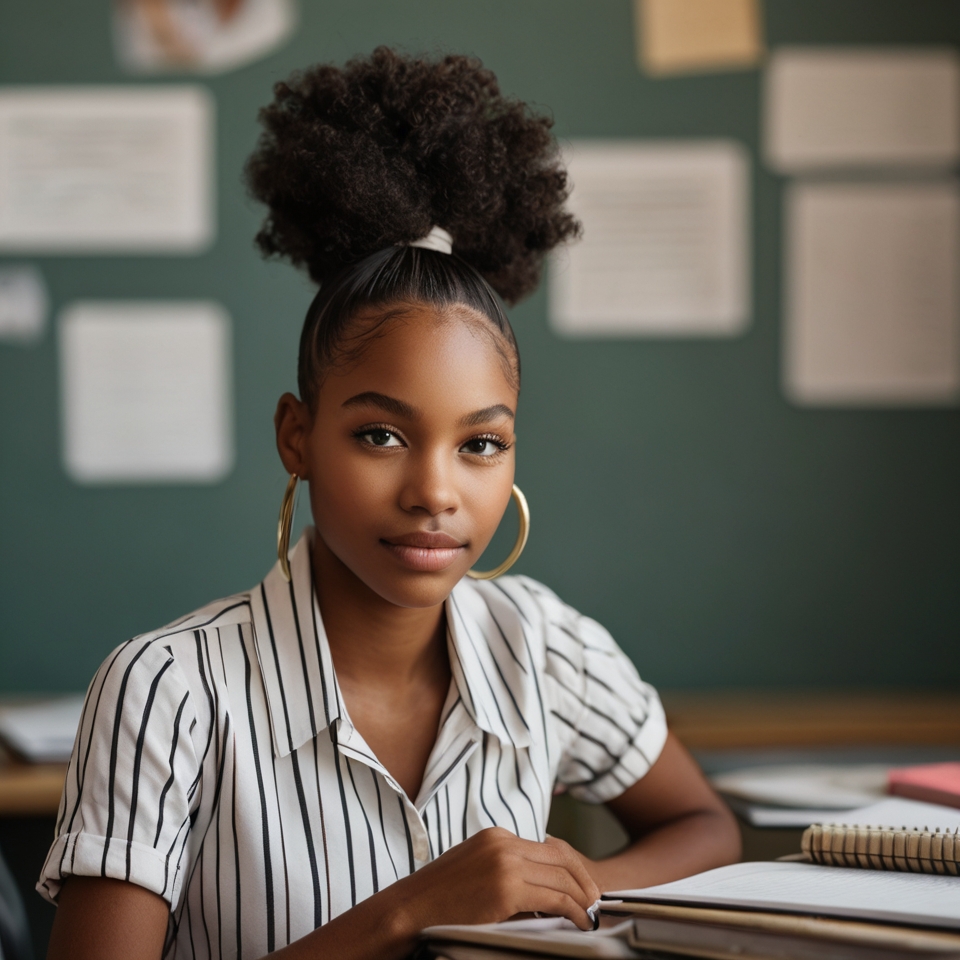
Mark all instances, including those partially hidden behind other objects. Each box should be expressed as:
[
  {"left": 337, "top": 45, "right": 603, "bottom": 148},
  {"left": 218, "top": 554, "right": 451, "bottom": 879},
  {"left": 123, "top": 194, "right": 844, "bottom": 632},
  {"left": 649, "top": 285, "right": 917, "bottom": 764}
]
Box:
[
  {"left": 342, "top": 391, "right": 420, "bottom": 420},
  {"left": 342, "top": 392, "right": 514, "bottom": 427},
  {"left": 457, "top": 404, "right": 515, "bottom": 427}
]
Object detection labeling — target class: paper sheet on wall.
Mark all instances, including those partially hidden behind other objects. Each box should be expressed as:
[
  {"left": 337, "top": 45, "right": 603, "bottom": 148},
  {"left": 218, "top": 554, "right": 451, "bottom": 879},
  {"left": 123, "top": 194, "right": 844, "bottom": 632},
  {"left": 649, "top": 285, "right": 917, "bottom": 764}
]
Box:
[
  {"left": 549, "top": 140, "right": 750, "bottom": 337},
  {"left": 783, "top": 181, "right": 960, "bottom": 406},
  {"left": 764, "top": 48, "right": 960, "bottom": 172},
  {"left": 60, "top": 302, "right": 233, "bottom": 483},
  {"left": 0, "top": 86, "right": 213, "bottom": 252},
  {"left": 635, "top": 0, "right": 763, "bottom": 76},
  {"left": 0, "top": 264, "right": 48, "bottom": 343}
]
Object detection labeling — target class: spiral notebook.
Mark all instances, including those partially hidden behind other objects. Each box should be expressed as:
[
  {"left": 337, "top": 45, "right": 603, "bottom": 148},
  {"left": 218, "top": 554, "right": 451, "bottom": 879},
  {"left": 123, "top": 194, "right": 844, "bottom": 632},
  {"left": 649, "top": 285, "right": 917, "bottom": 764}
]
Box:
[{"left": 798, "top": 797, "right": 960, "bottom": 875}]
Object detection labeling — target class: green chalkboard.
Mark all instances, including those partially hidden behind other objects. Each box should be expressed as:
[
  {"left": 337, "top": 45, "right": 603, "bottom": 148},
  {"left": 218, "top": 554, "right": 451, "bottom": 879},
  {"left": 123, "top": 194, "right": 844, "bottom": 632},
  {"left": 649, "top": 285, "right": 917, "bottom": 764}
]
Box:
[{"left": 2, "top": 0, "right": 959, "bottom": 694}]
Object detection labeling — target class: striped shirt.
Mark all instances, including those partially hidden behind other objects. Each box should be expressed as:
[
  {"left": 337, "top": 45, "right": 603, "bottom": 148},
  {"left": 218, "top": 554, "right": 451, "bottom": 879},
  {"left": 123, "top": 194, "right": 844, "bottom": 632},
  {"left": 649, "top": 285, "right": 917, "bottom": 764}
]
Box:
[{"left": 38, "top": 528, "right": 666, "bottom": 959}]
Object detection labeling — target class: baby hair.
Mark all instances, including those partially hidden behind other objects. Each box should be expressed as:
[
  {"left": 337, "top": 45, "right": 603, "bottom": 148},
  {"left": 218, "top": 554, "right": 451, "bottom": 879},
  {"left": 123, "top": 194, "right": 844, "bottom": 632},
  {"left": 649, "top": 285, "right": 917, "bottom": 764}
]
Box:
[{"left": 245, "top": 46, "right": 579, "bottom": 406}]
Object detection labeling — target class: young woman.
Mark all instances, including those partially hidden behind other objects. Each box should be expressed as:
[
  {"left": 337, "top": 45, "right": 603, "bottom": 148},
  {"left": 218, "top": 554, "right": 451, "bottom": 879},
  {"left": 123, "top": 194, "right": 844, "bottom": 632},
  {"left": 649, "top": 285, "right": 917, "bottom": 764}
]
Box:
[{"left": 40, "top": 48, "right": 739, "bottom": 960}]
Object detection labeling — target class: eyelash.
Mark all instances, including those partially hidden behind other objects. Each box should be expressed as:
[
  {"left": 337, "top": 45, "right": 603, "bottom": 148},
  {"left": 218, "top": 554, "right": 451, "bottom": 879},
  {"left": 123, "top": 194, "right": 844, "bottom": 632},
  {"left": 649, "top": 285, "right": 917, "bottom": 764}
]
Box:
[
  {"left": 352, "top": 424, "right": 512, "bottom": 455},
  {"left": 469, "top": 433, "right": 512, "bottom": 454}
]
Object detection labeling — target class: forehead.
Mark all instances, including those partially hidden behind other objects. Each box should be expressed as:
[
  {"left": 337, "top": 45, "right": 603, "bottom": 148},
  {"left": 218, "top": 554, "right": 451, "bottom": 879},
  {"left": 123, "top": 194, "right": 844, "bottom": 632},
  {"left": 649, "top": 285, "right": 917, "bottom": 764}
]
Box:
[{"left": 316, "top": 303, "right": 518, "bottom": 416}]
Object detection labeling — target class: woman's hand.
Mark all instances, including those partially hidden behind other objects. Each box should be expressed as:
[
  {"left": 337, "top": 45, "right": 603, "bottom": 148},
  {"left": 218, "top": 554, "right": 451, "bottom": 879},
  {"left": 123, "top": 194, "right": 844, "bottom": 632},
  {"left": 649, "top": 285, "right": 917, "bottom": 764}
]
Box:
[
  {"left": 272, "top": 827, "right": 601, "bottom": 960},
  {"left": 387, "top": 827, "right": 601, "bottom": 935}
]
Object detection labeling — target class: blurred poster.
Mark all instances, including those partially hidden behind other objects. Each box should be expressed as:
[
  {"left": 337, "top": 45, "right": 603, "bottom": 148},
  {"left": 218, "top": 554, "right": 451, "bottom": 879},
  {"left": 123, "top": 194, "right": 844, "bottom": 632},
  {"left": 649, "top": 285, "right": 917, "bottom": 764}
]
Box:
[
  {"left": 783, "top": 181, "right": 960, "bottom": 406},
  {"left": 0, "top": 265, "right": 48, "bottom": 343},
  {"left": 60, "top": 301, "right": 234, "bottom": 484},
  {"left": 114, "top": 0, "right": 296, "bottom": 75},
  {"left": 636, "top": 0, "right": 763, "bottom": 77},
  {"left": 549, "top": 140, "right": 750, "bottom": 337},
  {"left": 765, "top": 48, "right": 960, "bottom": 173},
  {"left": 0, "top": 86, "right": 213, "bottom": 253}
]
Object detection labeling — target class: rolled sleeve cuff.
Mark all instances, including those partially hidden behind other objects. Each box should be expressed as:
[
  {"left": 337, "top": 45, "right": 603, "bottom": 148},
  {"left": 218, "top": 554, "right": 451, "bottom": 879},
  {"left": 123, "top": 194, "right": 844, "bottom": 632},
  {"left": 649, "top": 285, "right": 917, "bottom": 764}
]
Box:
[
  {"left": 36, "top": 831, "right": 184, "bottom": 908},
  {"left": 567, "top": 695, "right": 669, "bottom": 804}
]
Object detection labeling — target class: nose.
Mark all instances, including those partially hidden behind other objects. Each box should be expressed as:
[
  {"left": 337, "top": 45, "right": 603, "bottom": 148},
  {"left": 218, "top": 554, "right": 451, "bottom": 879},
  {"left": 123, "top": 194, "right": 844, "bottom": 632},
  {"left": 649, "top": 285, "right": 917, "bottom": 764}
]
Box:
[{"left": 398, "top": 448, "right": 459, "bottom": 517}]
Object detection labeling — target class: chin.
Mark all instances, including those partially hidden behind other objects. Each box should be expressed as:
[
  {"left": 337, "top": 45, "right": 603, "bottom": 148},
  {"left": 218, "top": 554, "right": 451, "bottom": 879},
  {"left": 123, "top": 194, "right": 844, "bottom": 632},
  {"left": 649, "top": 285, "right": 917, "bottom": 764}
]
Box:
[{"left": 367, "top": 569, "right": 464, "bottom": 609}]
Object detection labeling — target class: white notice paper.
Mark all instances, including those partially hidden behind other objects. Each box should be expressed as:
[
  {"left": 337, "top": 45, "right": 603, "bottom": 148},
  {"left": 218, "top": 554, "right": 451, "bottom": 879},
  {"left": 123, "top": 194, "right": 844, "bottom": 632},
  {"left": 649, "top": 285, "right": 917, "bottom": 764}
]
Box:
[
  {"left": 0, "top": 87, "right": 213, "bottom": 252},
  {"left": 765, "top": 48, "right": 960, "bottom": 172},
  {"left": 549, "top": 140, "right": 749, "bottom": 337},
  {"left": 0, "top": 264, "right": 48, "bottom": 342},
  {"left": 60, "top": 302, "right": 233, "bottom": 483},
  {"left": 784, "top": 181, "right": 960, "bottom": 406}
]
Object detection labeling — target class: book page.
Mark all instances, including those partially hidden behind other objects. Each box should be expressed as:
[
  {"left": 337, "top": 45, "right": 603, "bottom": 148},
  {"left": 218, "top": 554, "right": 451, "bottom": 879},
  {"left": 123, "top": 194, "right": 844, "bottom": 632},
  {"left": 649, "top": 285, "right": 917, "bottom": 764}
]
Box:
[{"left": 608, "top": 862, "right": 960, "bottom": 929}]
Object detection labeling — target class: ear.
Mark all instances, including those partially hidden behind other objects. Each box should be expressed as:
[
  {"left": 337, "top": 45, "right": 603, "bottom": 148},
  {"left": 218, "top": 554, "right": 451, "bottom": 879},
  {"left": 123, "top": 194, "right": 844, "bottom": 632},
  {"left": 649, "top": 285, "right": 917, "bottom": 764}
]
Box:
[{"left": 274, "top": 393, "right": 313, "bottom": 479}]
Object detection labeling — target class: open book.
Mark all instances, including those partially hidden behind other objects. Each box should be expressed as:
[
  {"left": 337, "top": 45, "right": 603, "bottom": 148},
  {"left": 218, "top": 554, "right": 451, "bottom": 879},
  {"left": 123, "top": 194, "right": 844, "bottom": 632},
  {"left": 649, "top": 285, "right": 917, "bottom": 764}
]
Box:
[
  {"left": 419, "top": 861, "right": 960, "bottom": 960},
  {"left": 605, "top": 859, "right": 960, "bottom": 931}
]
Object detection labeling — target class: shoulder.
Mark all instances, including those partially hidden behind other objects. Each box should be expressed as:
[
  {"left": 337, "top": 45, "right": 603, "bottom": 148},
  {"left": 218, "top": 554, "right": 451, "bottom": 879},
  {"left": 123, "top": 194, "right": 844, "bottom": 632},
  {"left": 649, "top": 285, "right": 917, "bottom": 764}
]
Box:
[
  {"left": 86, "top": 592, "right": 255, "bottom": 734},
  {"left": 103, "top": 591, "right": 254, "bottom": 668},
  {"left": 137, "top": 592, "right": 254, "bottom": 648},
  {"left": 458, "top": 574, "right": 616, "bottom": 674}
]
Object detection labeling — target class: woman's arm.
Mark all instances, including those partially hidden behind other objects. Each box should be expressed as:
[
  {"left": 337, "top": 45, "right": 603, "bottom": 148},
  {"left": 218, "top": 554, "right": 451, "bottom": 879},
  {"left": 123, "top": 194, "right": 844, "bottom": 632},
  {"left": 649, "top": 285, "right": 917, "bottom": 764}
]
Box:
[
  {"left": 47, "top": 877, "right": 170, "bottom": 960},
  {"left": 47, "top": 828, "right": 600, "bottom": 960},
  {"left": 580, "top": 731, "right": 741, "bottom": 891}
]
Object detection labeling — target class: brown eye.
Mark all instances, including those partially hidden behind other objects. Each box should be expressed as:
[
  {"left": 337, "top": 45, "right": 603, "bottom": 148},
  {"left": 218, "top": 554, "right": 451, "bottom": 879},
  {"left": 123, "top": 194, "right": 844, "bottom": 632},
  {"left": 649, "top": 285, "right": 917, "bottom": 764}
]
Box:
[
  {"left": 461, "top": 438, "right": 502, "bottom": 456},
  {"left": 360, "top": 428, "right": 401, "bottom": 447}
]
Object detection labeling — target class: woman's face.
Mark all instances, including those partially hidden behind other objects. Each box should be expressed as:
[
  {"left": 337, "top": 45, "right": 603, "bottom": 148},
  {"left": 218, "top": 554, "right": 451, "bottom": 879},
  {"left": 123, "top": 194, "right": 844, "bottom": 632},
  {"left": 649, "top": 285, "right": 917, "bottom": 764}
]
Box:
[{"left": 276, "top": 302, "right": 518, "bottom": 609}]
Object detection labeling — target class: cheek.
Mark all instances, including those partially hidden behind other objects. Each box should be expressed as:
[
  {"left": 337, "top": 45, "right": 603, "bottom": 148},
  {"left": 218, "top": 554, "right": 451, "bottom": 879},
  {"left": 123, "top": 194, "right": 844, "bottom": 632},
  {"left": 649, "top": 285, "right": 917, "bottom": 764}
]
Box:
[
  {"left": 465, "top": 469, "right": 516, "bottom": 548},
  {"left": 306, "top": 443, "right": 392, "bottom": 528}
]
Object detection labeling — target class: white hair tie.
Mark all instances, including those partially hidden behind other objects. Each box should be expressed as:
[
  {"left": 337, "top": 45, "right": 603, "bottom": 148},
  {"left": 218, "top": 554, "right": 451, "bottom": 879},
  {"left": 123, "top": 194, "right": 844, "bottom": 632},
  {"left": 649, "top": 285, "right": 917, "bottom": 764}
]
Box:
[{"left": 406, "top": 226, "right": 453, "bottom": 255}]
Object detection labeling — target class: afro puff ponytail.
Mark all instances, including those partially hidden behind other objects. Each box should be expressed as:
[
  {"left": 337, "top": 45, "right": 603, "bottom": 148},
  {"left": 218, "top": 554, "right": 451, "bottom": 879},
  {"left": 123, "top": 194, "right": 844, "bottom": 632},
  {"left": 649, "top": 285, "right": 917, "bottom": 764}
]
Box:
[{"left": 245, "top": 46, "right": 579, "bottom": 304}]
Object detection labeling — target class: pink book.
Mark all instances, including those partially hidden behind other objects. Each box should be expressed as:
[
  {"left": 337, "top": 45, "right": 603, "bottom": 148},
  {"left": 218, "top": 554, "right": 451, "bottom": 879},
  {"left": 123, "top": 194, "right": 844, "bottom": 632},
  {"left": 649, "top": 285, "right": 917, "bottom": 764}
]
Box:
[{"left": 887, "top": 761, "right": 960, "bottom": 810}]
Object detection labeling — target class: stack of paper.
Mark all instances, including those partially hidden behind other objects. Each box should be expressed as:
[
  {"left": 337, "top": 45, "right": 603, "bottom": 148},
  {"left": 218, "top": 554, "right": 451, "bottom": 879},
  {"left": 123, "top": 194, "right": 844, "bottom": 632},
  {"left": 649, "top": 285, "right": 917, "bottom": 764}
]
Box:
[
  {"left": 0, "top": 695, "right": 84, "bottom": 762},
  {"left": 420, "top": 798, "right": 960, "bottom": 960},
  {"left": 711, "top": 762, "right": 889, "bottom": 827},
  {"left": 421, "top": 917, "right": 637, "bottom": 959},
  {"left": 420, "top": 864, "right": 960, "bottom": 959}
]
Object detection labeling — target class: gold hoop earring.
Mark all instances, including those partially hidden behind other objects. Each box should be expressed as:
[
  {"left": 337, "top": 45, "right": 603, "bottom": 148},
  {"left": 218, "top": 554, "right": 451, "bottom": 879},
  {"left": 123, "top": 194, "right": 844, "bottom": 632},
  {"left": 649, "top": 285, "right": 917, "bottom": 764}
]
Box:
[
  {"left": 277, "top": 473, "right": 299, "bottom": 582},
  {"left": 467, "top": 484, "right": 530, "bottom": 581}
]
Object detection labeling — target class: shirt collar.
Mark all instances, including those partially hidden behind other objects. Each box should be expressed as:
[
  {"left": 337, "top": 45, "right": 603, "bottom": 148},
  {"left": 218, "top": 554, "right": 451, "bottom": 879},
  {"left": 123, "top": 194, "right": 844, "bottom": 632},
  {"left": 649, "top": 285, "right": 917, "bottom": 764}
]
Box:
[
  {"left": 249, "top": 527, "right": 532, "bottom": 759},
  {"left": 445, "top": 578, "right": 534, "bottom": 749},
  {"left": 249, "top": 528, "right": 342, "bottom": 759}
]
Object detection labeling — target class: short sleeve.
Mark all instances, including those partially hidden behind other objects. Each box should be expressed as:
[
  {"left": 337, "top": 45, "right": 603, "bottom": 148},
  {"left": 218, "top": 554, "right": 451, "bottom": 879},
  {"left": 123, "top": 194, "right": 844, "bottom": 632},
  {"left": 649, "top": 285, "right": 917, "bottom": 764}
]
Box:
[
  {"left": 527, "top": 579, "right": 667, "bottom": 804},
  {"left": 37, "top": 637, "right": 200, "bottom": 909}
]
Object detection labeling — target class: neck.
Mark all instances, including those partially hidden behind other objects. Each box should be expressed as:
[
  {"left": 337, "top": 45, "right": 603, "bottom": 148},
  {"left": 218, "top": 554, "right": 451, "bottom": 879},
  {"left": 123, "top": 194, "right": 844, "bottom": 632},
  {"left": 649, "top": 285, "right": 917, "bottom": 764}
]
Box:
[{"left": 311, "top": 533, "right": 449, "bottom": 690}]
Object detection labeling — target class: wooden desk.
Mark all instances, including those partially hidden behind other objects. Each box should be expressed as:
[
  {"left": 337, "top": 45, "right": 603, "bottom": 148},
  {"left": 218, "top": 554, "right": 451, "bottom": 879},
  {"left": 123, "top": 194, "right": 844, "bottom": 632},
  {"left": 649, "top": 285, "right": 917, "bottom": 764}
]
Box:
[
  {"left": 0, "top": 746, "right": 66, "bottom": 817},
  {"left": 661, "top": 689, "right": 960, "bottom": 750},
  {"left": 2, "top": 690, "right": 959, "bottom": 817}
]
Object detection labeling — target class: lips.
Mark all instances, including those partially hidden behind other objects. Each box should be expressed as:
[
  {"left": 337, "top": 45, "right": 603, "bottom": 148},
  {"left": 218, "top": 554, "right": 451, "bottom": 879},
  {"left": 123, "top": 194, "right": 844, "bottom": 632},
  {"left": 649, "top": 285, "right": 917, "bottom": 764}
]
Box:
[{"left": 381, "top": 530, "right": 467, "bottom": 572}]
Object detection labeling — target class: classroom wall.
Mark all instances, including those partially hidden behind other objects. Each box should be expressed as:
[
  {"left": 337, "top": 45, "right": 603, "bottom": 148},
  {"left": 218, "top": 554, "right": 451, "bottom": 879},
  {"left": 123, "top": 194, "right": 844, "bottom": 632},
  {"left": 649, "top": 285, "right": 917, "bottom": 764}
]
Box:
[{"left": 2, "top": 0, "right": 959, "bottom": 694}]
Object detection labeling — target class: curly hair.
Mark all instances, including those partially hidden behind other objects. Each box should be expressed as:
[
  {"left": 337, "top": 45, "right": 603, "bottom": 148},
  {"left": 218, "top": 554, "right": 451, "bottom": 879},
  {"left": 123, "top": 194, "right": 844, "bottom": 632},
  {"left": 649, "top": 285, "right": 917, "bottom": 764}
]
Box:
[{"left": 245, "top": 47, "right": 579, "bottom": 405}]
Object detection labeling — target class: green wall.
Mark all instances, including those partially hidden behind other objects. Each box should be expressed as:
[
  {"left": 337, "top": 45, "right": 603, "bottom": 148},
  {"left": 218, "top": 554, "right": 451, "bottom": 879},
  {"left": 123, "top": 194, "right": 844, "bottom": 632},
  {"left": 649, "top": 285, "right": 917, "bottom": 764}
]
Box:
[{"left": 2, "top": 0, "right": 959, "bottom": 693}]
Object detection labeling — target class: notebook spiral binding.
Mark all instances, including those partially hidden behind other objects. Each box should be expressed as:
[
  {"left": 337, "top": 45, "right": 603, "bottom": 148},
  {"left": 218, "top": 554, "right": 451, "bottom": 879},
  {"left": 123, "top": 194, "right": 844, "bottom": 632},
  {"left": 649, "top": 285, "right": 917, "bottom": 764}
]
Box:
[{"left": 802, "top": 822, "right": 960, "bottom": 875}]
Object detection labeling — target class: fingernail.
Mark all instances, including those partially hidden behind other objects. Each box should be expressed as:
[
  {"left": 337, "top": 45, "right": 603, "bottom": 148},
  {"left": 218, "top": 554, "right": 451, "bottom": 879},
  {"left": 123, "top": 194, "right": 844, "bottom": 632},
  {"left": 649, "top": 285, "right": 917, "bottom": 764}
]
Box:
[{"left": 586, "top": 899, "right": 601, "bottom": 930}]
